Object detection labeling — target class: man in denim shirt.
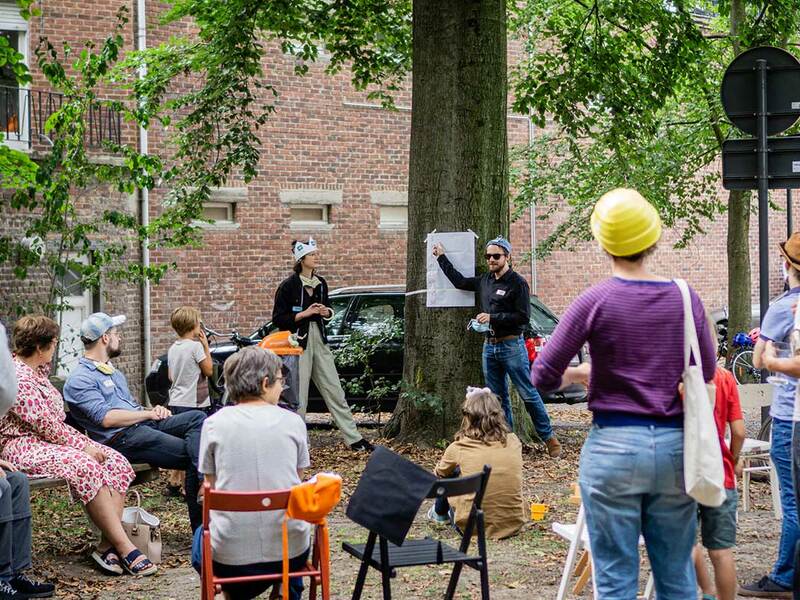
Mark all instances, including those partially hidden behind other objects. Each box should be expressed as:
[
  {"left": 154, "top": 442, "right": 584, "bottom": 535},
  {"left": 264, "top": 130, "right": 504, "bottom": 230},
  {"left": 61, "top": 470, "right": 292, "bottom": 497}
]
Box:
[
  {"left": 743, "top": 234, "right": 800, "bottom": 598},
  {"left": 64, "top": 313, "right": 206, "bottom": 532}
]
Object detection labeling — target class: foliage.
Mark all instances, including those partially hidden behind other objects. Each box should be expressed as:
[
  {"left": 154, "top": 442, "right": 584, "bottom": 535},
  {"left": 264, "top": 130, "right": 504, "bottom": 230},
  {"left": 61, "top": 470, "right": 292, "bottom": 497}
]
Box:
[
  {"left": 334, "top": 317, "right": 403, "bottom": 421},
  {"left": 0, "top": 8, "right": 170, "bottom": 319},
  {"left": 509, "top": 0, "right": 800, "bottom": 256}
]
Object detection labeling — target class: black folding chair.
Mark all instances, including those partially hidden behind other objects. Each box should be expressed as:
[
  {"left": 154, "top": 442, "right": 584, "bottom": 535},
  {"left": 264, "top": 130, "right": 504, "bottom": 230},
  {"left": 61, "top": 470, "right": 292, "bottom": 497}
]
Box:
[{"left": 342, "top": 465, "right": 492, "bottom": 600}]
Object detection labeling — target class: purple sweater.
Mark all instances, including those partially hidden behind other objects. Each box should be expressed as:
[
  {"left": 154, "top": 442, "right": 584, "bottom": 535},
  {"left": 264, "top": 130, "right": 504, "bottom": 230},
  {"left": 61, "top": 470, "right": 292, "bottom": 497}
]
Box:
[{"left": 532, "top": 278, "right": 716, "bottom": 418}]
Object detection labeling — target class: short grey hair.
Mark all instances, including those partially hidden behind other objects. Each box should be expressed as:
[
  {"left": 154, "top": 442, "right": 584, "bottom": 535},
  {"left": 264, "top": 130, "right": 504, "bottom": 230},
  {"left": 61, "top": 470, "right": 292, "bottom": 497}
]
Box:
[{"left": 223, "top": 346, "right": 282, "bottom": 403}]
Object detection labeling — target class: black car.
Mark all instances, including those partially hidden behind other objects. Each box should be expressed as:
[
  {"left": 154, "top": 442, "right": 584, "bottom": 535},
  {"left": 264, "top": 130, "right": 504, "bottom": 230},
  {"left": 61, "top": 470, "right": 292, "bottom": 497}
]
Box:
[{"left": 146, "top": 284, "right": 587, "bottom": 412}]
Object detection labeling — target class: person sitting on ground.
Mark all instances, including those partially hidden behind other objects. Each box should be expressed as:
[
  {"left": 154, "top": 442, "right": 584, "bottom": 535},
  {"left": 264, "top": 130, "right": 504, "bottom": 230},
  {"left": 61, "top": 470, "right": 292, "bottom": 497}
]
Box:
[
  {"left": 164, "top": 306, "right": 214, "bottom": 499},
  {"left": 63, "top": 312, "right": 206, "bottom": 532},
  {"left": 193, "top": 346, "right": 311, "bottom": 600},
  {"left": 691, "top": 318, "right": 745, "bottom": 600},
  {"left": 0, "top": 321, "right": 55, "bottom": 600},
  {"left": 427, "top": 386, "right": 526, "bottom": 539},
  {"left": 0, "top": 316, "right": 155, "bottom": 577}
]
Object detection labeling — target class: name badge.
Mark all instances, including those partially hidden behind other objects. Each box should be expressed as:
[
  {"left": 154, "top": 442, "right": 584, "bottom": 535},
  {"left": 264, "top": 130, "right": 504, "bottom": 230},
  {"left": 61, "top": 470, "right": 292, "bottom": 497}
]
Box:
[
  {"left": 292, "top": 305, "right": 303, "bottom": 313},
  {"left": 495, "top": 289, "right": 506, "bottom": 296},
  {"left": 103, "top": 379, "right": 115, "bottom": 388}
]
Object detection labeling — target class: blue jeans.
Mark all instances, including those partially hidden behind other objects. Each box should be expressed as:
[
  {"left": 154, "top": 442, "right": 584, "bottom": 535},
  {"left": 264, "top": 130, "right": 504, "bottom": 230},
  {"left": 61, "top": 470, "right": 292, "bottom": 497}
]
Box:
[
  {"left": 0, "top": 472, "right": 32, "bottom": 580},
  {"left": 191, "top": 526, "right": 307, "bottom": 600},
  {"left": 482, "top": 337, "right": 553, "bottom": 440},
  {"left": 579, "top": 425, "right": 697, "bottom": 599},
  {"left": 770, "top": 417, "right": 800, "bottom": 588}
]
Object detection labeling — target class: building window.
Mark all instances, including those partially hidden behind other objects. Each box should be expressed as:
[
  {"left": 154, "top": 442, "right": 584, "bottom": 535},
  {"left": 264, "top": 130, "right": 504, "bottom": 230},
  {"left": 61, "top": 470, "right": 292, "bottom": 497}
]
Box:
[
  {"left": 379, "top": 205, "right": 408, "bottom": 229},
  {"left": 0, "top": 3, "right": 28, "bottom": 149},
  {"left": 290, "top": 204, "right": 330, "bottom": 226},
  {"left": 201, "top": 202, "right": 235, "bottom": 224}
]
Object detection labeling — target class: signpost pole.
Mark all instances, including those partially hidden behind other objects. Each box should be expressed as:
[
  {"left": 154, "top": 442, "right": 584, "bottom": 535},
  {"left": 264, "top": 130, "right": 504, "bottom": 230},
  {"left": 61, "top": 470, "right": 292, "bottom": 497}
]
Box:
[
  {"left": 789, "top": 189, "right": 794, "bottom": 236},
  {"left": 757, "top": 58, "right": 770, "bottom": 326}
]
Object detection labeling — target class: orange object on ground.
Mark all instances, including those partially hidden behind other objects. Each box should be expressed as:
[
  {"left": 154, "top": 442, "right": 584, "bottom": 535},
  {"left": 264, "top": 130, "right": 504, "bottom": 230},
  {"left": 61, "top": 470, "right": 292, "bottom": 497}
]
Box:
[{"left": 259, "top": 330, "right": 303, "bottom": 355}]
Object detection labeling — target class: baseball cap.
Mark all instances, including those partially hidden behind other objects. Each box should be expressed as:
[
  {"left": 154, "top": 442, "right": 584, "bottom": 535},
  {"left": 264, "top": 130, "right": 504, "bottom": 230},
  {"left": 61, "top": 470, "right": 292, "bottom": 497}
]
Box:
[{"left": 80, "top": 312, "right": 126, "bottom": 342}]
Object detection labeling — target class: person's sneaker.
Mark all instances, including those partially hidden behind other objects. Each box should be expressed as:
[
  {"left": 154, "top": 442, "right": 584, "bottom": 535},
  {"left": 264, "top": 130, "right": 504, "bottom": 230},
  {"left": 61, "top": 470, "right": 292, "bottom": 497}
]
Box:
[
  {"left": 349, "top": 439, "right": 375, "bottom": 452},
  {"left": 426, "top": 505, "right": 450, "bottom": 524},
  {"left": 738, "top": 576, "right": 792, "bottom": 598},
  {"left": 545, "top": 436, "right": 562, "bottom": 458},
  {"left": 9, "top": 573, "right": 55, "bottom": 598},
  {"left": 0, "top": 580, "right": 21, "bottom": 599}
]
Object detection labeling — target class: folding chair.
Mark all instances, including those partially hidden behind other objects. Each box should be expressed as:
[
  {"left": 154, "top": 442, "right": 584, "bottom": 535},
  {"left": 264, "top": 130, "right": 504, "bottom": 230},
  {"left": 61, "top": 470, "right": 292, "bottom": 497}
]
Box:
[
  {"left": 343, "top": 465, "right": 492, "bottom": 600},
  {"left": 740, "top": 437, "right": 782, "bottom": 519},
  {"left": 200, "top": 482, "right": 330, "bottom": 600}
]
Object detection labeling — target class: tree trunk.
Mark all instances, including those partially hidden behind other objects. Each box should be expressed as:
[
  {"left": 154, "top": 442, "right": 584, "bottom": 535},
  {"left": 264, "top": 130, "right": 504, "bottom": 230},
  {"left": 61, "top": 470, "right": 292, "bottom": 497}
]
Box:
[
  {"left": 385, "top": 0, "right": 508, "bottom": 443},
  {"left": 727, "top": 189, "right": 752, "bottom": 350}
]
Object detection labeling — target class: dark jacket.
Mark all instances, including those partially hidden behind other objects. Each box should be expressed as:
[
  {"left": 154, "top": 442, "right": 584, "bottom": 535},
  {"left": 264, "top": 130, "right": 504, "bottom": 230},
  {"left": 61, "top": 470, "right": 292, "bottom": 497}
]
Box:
[
  {"left": 436, "top": 254, "right": 530, "bottom": 338},
  {"left": 272, "top": 273, "right": 332, "bottom": 349}
]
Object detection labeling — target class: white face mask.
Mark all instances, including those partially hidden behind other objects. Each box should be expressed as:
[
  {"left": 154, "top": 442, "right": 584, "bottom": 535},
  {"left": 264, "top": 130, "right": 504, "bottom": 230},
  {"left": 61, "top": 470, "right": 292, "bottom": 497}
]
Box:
[{"left": 782, "top": 261, "right": 789, "bottom": 283}]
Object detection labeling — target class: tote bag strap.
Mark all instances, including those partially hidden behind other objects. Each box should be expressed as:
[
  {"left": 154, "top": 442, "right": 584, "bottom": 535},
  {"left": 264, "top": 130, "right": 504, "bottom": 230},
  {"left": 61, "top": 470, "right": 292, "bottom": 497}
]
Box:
[{"left": 674, "top": 278, "right": 702, "bottom": 371}]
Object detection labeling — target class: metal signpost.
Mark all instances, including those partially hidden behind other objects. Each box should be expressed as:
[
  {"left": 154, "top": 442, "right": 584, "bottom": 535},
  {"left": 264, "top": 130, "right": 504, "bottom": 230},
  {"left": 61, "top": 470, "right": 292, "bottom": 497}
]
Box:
[{"left": 721, "top": 46, "right": 800, "bottom": 326}]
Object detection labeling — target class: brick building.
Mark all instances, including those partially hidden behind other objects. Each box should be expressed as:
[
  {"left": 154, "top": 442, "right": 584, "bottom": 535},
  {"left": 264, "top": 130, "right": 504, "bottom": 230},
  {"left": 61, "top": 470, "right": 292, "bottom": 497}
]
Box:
[{"left": 0, "top": 0, "right": 792, "bottom": 398}]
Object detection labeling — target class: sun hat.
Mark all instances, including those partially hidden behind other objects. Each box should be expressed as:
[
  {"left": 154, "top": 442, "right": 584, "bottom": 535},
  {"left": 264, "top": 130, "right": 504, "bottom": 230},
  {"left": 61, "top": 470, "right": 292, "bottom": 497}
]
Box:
[
  {"left": 590, "top": 188, "right": 662, "bottom": 257},
  {"left": 778, "top": 232, "right": 800, "bottom": 270}
]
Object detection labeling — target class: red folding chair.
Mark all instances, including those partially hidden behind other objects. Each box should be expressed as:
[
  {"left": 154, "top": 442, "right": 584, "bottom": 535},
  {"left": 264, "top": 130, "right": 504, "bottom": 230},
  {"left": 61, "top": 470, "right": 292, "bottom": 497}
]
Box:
[{"left": 200, "top": 482, "right": 330, "bottom": 600}]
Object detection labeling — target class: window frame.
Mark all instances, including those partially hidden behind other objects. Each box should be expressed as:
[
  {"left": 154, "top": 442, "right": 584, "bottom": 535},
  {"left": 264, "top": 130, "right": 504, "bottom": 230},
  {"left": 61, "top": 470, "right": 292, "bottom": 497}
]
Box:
[
  {"left": 289, "top": 203, "right": 331, "bottom": 228},
  {"left": 0, "top": 5, "right": 28, "bottom": 151}
]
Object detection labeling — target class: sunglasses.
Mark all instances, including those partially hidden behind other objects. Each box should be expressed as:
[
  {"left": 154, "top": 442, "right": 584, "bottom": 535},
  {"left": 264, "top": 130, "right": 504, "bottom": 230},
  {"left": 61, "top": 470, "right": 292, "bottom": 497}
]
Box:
[{"left": 484, "top": 253, "right": 507, "bottom": 261}]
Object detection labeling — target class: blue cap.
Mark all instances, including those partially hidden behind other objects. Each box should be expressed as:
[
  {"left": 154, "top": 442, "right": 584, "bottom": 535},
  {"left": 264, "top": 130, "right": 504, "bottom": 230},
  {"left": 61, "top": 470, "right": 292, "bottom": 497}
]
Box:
[
  {"left": 80, "top": 312, "right": 126, "bottom": 342},
  {"left": 486, "top": 236, "right": 512, "bottom": 255}
]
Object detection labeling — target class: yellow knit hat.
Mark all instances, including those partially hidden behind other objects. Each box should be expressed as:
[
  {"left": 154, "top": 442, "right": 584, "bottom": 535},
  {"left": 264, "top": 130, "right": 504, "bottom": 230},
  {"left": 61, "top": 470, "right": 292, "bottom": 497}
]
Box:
[{"left": 590, "top": 188, "right": 662, "bottom": 257}]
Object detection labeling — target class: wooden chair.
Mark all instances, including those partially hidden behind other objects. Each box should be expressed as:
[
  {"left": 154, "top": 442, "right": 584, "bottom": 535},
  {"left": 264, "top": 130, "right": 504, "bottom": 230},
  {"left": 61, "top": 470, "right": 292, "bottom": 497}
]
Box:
[
  {"left": 740, "top": 437, "right": 782, "bottom": 519},
  {"left": 342, "top": 465, "right": 492, "bottom": 600},
  {"left": 200, "top": 482, "right": 330, "bottom": 600}
]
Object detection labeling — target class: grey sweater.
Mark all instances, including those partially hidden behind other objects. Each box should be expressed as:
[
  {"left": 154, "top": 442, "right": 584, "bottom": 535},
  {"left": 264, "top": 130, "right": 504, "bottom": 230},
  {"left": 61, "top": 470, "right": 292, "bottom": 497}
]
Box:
[{"left": 0, "top": 323, "right": 17, "bottom": 418}]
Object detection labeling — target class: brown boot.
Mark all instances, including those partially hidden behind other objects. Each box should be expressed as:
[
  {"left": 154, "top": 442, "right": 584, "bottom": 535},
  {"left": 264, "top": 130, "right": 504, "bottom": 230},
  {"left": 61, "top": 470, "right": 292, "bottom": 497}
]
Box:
[{"left": 545, "top": 436, "right": 562, "bottom": 458}]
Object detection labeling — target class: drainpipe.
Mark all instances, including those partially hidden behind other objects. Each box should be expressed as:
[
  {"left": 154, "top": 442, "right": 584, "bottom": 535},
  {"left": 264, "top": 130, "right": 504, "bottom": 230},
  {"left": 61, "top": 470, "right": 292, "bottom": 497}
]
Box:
[
  {"left": 136, "top": 0, "right": 151, "bottom": 398},
  {"left": 527, "top": 114, "right": 537, "bottom": 294}
]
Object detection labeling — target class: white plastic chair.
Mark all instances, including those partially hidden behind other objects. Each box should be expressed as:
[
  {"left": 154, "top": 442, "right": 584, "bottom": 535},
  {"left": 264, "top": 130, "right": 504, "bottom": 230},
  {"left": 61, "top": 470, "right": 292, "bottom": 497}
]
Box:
[
  {"left": 740, "top": 437, "right": 782, "bottom": 520},
  {"left": 553, "top": 504, "right": 654, "bottom": 600}
]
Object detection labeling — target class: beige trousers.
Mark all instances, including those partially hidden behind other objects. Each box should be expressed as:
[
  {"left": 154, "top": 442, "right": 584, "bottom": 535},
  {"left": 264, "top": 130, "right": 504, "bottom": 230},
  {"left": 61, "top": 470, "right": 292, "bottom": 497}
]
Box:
[{"left": 299, "top": 323, "right": 362, "bottom": 445}]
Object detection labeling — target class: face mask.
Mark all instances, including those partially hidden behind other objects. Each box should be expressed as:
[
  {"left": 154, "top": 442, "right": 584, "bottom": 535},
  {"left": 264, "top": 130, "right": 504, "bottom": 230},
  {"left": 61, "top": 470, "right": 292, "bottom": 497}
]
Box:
[
  {"left": 782, "top": 262, "right": 789, "bottom": 283},
  {"left": 467, "top": 319, "right": 492, "bottom": 334}
]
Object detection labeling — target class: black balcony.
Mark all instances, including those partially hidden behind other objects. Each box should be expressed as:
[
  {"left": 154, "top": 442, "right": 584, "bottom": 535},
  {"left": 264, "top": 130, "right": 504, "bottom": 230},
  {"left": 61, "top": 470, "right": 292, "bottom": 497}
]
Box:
[{"left": 0, "top": 85, "right": 122, "bottom": 149}]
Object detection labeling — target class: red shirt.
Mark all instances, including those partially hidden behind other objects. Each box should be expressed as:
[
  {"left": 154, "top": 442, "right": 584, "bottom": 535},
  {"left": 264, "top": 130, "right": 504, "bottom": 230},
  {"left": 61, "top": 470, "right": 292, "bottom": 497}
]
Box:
[{"left": 713, "top": 368, "right": 744, "bottom": 489}]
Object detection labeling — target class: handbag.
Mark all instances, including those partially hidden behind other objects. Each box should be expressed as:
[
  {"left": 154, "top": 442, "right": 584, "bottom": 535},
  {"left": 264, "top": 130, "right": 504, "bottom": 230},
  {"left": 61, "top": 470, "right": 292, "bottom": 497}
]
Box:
[
  {"left": 675, "top": 278, "right": 726, "bottom": 507},
  {"left": 121, "top": 490, "right": 162, "bottom": 564}
]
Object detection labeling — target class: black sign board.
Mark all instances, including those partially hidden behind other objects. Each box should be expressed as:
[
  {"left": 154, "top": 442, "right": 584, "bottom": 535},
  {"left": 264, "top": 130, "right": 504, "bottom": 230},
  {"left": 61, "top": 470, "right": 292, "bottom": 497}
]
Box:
[
  {"left": 722, "top": 136, "right": 800, "bottom": 190},
  {"left": 721, "top": 46, "right": 800, "bottom": 136}
]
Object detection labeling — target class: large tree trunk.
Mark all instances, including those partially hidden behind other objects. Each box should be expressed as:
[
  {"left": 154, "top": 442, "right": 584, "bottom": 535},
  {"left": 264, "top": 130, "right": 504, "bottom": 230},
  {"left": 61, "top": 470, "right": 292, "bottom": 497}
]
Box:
[
  {"left": 727, "top": 189, "right": 752, "bottom": 350},
  {"left": 385, "top": 0, "right": 508, "bottom": 443}
]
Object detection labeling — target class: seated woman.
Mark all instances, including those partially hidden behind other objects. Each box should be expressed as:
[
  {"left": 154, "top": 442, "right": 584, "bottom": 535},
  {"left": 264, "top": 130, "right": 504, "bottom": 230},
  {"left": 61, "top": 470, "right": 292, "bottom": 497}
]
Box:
[
  {"left": 196, "top": 346, "right": 311, "bottom": 600},
  {"left": 428, "top": 387, "right": 527, "bottom": 539},
  {"left": 0, "top": 316, "right": 155, "bottom": 576}
]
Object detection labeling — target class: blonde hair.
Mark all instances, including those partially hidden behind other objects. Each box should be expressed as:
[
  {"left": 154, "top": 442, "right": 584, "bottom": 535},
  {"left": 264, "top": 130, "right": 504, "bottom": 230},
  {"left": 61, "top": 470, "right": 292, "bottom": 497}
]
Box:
[
  {"left": 455, "top": 389, "right": 509, "bottom": 445},
  {"left": 170, "top": 306, "right": 201, "bottom": 337}
]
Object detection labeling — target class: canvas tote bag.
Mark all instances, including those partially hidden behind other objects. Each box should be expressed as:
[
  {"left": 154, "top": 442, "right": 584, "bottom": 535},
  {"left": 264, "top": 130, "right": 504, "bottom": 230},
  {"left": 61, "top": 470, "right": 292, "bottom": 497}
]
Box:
[
  {"left": 674, "top": 278, "right": 726, "bottom": 507},
  {"left": 122, "top": 490, "right": 162, "bottom": 563}
]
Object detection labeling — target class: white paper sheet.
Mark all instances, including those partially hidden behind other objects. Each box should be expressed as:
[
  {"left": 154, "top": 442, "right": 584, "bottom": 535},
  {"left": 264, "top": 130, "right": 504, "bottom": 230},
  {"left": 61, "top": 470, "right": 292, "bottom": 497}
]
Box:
[{"left": 426, "top": 231, "right": 476, "bottom": 308}]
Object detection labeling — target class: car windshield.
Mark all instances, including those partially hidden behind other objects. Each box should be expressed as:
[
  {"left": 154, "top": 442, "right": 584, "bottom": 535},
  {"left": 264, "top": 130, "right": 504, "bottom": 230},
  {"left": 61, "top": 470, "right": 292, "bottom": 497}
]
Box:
[{"left": 530, "top": 297, "right": 558, "bottom": 335}]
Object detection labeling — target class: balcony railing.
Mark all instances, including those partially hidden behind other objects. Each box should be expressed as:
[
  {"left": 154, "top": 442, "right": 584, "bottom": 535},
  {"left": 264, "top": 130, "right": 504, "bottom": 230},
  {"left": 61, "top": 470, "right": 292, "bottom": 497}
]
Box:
[{"left": 0, "top": 85, "right": 122, "bottom": 149}]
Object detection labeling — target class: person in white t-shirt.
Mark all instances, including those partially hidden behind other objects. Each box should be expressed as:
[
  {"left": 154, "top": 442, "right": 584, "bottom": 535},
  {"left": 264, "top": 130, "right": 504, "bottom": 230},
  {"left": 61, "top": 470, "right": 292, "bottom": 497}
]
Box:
[
  {"left": 164, "top": 307, "right": 213, "bottom": 498},
  {"left": 194, "top": 346, "right": 311, "bottom": 600}
]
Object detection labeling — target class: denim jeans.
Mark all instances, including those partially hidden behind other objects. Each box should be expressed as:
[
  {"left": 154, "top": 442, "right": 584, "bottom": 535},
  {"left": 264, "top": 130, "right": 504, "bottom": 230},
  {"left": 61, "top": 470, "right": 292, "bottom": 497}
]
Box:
[
  {"left": 109, "top": 410, "right": 206, "bottom": 531},
  {"left": 770, "top": 417, "right": 800, "bottom": 588},
  {"left": 0, "top": 472, "right": 32, "bottom": 580},
  {"left": 482, "top": 337, "right": 553, "bottom": 440},
  {"left": 579, "top": 425, "right": 697, "bottom": 599},
  {"left": 793, "top": 421, "right": 800, "bottom": 596}
]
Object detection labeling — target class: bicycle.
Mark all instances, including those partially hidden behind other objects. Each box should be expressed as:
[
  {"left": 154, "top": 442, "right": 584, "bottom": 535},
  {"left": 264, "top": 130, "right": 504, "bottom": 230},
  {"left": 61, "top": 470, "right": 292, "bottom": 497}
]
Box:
[{"left": 728, "top": 330, "right": 761, "bottom": 385}]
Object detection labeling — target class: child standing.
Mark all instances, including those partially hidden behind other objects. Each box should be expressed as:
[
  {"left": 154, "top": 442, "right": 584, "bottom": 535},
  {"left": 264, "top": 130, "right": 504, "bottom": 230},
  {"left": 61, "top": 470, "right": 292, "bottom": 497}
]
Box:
[
  {"left": 164, "top": 307, "right": 214, "bottom": 497},
  {"left": 427, "top": 387, "right": 526, "bottom": 539},
  {"left": 692, "top": 363, "right": 745, "bottom": 600}
]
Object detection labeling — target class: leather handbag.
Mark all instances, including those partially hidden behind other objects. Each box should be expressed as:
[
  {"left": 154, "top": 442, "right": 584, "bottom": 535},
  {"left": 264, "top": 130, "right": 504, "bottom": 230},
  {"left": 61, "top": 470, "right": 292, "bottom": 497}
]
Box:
[{"left": 122, "top": 490, "right": 162, "bottom": 564}]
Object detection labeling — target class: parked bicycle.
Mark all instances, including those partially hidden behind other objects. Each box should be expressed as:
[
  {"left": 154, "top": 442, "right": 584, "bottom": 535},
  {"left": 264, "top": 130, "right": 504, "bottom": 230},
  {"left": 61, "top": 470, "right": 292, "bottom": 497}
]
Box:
[{"left": 728, "top": 329, "right": 761, "bottom": 385}]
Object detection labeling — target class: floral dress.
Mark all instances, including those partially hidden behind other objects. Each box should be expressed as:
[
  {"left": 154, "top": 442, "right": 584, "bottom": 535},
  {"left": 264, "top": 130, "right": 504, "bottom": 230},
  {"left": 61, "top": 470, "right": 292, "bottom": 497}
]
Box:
[{"left": 0, "top": 358, "right": 134, "bottom": 504}]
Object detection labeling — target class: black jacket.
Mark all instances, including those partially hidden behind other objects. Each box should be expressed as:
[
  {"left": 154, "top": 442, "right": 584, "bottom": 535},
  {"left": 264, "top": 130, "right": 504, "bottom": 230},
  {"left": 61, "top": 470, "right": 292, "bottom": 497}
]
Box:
[
  {"left": 436, "top": 254, "right": 530, "bottom": 338},
  {"left": 272, "top": 273, "right": 332, "bottom": 349}
]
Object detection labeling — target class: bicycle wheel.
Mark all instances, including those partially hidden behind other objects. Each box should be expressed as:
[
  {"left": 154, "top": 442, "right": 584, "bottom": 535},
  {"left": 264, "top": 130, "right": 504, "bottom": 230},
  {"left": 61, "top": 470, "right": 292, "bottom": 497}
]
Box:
[{"left": 731, "top": 349, "right": 761, "bottom": 384}]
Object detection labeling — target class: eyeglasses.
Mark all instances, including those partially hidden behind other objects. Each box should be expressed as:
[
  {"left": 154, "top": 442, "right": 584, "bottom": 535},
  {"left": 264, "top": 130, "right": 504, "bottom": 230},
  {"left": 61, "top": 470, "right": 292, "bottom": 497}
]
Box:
[{"left": 484, "top": 253, "right": 506, "bottom": 261}]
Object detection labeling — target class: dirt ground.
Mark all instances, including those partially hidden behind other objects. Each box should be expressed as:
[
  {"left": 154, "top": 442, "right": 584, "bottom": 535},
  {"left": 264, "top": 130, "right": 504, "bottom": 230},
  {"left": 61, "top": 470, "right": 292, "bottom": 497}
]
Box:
[{"left": 29, "top": 406, "right": 784, "bottom": 599}]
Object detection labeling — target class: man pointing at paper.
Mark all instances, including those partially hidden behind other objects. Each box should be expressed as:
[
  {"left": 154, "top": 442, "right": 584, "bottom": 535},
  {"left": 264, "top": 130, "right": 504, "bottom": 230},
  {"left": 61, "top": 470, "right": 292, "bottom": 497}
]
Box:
[{"left": 432, "top": 237, "right": 561, "bottom": 458}]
